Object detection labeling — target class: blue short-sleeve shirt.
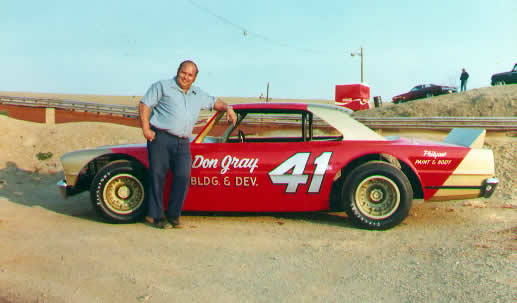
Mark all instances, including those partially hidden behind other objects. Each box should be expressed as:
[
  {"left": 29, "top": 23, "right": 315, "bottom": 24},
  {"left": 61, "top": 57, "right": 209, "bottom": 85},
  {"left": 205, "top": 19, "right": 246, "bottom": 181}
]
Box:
[{"left": 140, "top": 77, "right": 216, "bottom": 138}]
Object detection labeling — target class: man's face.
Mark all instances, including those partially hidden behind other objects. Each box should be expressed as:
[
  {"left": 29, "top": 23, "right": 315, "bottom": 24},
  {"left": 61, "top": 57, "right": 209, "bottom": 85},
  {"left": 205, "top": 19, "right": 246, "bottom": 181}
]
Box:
[{"left": 177, "top": 63, "right": 197, "bottom": 91}]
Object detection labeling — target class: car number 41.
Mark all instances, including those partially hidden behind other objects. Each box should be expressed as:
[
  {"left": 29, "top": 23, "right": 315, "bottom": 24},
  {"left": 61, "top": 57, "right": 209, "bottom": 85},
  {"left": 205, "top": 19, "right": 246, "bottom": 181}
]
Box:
[{"left": 268, "top": 152, "right": 333, "bottom": 193}]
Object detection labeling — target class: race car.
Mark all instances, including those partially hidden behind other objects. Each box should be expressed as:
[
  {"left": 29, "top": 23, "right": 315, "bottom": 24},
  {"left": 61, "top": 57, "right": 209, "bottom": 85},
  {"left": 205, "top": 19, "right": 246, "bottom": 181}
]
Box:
[
  {"left": 57, "top": 103, "right": 498, "bottom": 230},
  {"left": 393, "top": 84, "right": 457, "bottom": 103}
]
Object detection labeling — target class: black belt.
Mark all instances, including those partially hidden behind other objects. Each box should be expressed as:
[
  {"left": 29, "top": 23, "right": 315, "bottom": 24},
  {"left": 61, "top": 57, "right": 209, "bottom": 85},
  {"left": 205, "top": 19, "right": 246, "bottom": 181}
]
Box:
[{"left": 151, "top": 126, "right": 190, "bottom": 140}]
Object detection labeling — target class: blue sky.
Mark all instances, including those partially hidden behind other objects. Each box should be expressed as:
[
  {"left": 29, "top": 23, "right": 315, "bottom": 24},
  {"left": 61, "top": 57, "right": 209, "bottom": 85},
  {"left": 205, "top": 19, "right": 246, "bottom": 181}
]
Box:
[{"left": 1, "top": 0, "right": 515, "bottom": 102}]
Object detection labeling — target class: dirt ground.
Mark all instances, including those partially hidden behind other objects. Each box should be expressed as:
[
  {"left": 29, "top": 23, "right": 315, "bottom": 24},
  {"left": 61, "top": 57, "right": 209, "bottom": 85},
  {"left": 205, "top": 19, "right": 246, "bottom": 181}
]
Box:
[{"left": 0, "top": 87, "right": 516, "bottom": 302}]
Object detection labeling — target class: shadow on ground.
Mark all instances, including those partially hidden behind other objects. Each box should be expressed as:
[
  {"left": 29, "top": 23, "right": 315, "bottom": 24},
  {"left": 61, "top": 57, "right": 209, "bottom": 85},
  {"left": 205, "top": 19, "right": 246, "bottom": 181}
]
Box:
[
  {"left": 0, "top": 161, "right": 363, "bottom": 229},
  {"left": 0, "top": 161, "right": 101, "bottom": 222},
  {"left": 3, "top": 161, "right": 449, "bottom": 230},
  {"left": 182, "top": 210, "right": 356, "bottom": 229}
]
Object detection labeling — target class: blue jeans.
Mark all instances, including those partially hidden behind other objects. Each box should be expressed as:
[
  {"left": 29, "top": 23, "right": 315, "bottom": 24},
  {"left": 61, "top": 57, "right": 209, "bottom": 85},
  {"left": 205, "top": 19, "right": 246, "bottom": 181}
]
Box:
[
  {"left": 461, "top": 81, "right": 467, "bottom": 92},
  {"left": 146, "top": 128, "right": 191, "bottom": 220}
]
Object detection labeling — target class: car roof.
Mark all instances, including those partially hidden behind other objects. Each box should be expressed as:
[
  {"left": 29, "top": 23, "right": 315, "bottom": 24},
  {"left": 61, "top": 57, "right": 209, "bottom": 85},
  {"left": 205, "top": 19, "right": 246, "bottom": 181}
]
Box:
[
  {"left": 232, "top": 103, "right": 309, "bottom": 111},
  {"left": 231, "top": 103, "right": 385, "bottom": 141}
]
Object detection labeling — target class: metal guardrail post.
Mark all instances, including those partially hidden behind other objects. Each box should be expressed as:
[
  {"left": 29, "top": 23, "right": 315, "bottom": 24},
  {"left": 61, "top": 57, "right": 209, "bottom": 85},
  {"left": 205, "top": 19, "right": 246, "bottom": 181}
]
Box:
[{"left": 45, "top": 108, "right": 55, "bottom": 125}]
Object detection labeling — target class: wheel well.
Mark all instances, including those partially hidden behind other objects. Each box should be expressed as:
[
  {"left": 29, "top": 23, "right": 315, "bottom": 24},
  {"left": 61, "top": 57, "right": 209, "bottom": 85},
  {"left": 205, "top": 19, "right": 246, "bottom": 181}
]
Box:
[
  {"left": 73, "top": 154, "right": 147, "bottom": 193},
  {"left": 329, "top": 153, "right": 423, "bottom": 211}
]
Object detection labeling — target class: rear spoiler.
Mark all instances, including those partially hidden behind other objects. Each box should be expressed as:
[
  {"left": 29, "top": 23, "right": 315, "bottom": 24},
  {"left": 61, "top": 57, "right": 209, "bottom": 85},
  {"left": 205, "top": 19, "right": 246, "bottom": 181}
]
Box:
[{"left": 443, "top": 128, "right": 486, "bottom": 148}]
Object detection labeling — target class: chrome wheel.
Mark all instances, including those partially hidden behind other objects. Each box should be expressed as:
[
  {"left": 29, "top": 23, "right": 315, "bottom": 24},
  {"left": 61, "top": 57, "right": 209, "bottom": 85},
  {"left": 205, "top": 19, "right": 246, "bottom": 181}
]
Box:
[
  {"left": 102, "top": 173, "right": 144, "bottom": 215},
  {"left": 354, "top": 175, "right": 401, "bottom": 220}
]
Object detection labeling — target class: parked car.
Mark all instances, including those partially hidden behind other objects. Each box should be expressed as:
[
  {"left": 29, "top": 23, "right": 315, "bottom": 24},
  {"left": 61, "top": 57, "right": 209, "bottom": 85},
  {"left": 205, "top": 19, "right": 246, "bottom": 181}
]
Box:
[
  {"left": 57, "top": 103, "right": 498, "bottom": 230},
  {"left": 491, "top": 63, "right": 517, "bottom": 85},
  {"left": 392, "top": 84, "right": 457, "bottom": 104}
]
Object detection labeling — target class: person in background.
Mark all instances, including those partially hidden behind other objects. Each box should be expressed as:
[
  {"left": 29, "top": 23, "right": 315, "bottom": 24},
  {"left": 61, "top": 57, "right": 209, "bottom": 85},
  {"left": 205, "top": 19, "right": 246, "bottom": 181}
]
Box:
[
  {"left": 460, "top": 68, "right": 469, "bottom": 92},
  {"left": 139, "top": 60, "right": 237, "bottom": 229}
]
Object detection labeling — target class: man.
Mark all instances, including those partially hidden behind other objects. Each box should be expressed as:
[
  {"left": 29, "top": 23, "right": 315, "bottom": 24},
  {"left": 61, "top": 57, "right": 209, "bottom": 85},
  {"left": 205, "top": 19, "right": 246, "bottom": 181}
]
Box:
[
  {"left": 460, "top": 68, "right": 469, "bottom": 92},
  {"left": 139, "top": 60, "right": 237, "bottom": 229}
]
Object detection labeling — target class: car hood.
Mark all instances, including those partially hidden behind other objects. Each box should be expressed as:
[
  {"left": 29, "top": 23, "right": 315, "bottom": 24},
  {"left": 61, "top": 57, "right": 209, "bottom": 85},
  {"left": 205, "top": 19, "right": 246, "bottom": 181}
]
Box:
[{"left": 491, "top": 71, "right": 510, "bottom": 77}]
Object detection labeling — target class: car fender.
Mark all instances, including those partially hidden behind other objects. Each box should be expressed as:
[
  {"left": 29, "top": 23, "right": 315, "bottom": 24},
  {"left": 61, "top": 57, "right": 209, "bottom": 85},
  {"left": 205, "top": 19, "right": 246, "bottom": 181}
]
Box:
[{"left": 60, "top": 147, "right": 114, "bottom": 187}]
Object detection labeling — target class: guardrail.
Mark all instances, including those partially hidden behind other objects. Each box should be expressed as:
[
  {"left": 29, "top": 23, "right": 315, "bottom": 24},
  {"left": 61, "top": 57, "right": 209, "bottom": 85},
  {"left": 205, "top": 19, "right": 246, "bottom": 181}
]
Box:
[
  {"left": 2, "top": 95, "right": 517, "bottom": 131},
  {"left": 354, "top": 117, "right": 517, "bottom": 131},
  {"left": 0, "top": 95, "right": 138, "bottom": 117}
]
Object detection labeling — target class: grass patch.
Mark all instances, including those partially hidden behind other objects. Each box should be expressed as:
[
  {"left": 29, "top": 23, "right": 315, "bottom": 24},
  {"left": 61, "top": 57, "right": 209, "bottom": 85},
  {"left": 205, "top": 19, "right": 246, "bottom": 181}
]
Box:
[
  {"left": 0, "top": 110, "right": 8, "bottom": 116},
  {"left": 36, "top": 152, "right": 53, "bottom": 161}
]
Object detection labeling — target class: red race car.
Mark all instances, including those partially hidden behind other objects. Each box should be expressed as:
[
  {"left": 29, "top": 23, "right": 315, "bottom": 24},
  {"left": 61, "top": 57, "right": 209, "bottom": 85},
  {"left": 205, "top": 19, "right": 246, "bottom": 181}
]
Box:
[
  {"left": 393, "top": 84, "right": 457, "bottom": 104},
  {"left": 58, "top": 103, "right": 498, "bottom": 229}
]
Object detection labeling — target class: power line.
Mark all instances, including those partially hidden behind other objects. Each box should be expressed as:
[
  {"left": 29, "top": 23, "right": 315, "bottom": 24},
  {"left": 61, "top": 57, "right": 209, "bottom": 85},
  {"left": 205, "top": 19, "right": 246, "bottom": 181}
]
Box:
[
  {"left": 186, "top": 0, "right": 247, "bottom": 34},
  {"left": 184, "top": 0, "right": 337, "bottom": 54}
]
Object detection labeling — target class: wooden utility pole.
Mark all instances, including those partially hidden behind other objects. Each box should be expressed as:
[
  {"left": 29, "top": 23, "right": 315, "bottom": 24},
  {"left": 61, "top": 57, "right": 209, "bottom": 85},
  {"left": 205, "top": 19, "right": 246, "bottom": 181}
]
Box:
[
  {"left": 360, "top": 46, "right": 364, "bottom": 83},
  {"left": 266, "top": 82, "right": 270, "bottom": 102}
]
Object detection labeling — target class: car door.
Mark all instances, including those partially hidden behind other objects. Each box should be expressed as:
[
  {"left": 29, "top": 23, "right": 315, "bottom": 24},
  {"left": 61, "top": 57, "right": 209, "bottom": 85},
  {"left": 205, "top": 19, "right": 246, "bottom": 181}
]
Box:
[
  {"left": 409, "top": 85, "right": 424, "bottom": 100},
  {"left": 183, "top": 110, "right": 336, "bottom": 212},
  {"left": 419, "top": 84, "right": 432, "bottom": 98}
]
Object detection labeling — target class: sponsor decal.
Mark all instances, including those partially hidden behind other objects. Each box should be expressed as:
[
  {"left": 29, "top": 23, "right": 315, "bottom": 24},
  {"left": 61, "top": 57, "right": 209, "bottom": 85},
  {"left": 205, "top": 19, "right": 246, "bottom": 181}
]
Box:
[
  {"left": 190, "top": 152, "right": 333, "bottom": 193},
  {"left": 414, "top": 150, "right": 452, "bottom": 167},
  {"left": 192, "top": 155, "right": 259, "bottom": 174},
  {"left": 414, "top": 159, "right": 453, "bottom": 166},
  {"left": 191, "top": 176, "right": 258, "bottom": 187},
  {"left": 191, "top": 154, "right": 260, "bottom": 188},
  {"left": 423, "top": 150, "right": 447, "bottom": 158}
]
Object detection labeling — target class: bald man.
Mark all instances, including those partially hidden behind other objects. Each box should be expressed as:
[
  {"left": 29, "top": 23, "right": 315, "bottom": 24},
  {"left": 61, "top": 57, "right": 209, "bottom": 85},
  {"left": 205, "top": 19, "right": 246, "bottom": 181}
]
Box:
[{"left": 139, "top": 60, "right": 237, "bottom": 229}]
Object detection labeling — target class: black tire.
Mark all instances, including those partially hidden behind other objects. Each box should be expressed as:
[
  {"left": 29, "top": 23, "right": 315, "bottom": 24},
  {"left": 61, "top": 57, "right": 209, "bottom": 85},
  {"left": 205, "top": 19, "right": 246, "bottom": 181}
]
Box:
[
  {"left": 90, "top": 160, "right": 147, "bottom": 222},
  {"left": 342, "top": 161, "right": 413, "bottom": 230}
]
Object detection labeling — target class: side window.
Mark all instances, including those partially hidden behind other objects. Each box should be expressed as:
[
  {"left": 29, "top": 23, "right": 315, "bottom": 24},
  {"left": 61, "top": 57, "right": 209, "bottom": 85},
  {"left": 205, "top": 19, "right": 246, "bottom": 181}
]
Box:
[
  {"left": 227, "top": 112, "right": 305, "bottom": 143},
  {"left": 312, "top": 115, "right": 342, "bottom": 140},
  {"left": 200, "top": 109, "right": 342, "bottom": 143}
]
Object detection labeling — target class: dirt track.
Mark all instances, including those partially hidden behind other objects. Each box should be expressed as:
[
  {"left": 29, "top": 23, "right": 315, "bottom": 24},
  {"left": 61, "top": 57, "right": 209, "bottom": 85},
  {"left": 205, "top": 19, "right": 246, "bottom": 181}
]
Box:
[
  {"left": 1, "top": 87, "right": 516, "bottom": 302},
  {"left": 1, "top": 176, "right": 516, "bottom": 302}
]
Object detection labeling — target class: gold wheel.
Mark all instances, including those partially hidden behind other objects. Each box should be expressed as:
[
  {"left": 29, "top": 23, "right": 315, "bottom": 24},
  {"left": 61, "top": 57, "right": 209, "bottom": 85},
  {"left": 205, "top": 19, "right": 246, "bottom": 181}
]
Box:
[
  {"left": 102, "top": 173, "right": 144, "bottom": 215},
  {"left": 354, "top": 175, "right": 401, "bottom": 220}
]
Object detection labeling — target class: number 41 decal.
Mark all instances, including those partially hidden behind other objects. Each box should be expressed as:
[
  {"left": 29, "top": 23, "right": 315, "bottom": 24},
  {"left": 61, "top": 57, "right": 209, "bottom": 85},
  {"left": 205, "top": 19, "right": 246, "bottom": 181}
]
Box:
[{"left": 268, "top": 152, "right": 333, "bottom": 193}]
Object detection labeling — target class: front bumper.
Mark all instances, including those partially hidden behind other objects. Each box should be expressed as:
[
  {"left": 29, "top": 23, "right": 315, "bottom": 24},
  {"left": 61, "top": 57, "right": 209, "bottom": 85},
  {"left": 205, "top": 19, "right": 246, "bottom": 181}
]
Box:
[
  {"left": 57, "top": 179, "right": 83, "bottom": 199},
  {"left": 57, "top": 179, "right": 70, "bottom": 199},
  {"left": 480, "top": 177, "right": 499, "bottom": 198}
]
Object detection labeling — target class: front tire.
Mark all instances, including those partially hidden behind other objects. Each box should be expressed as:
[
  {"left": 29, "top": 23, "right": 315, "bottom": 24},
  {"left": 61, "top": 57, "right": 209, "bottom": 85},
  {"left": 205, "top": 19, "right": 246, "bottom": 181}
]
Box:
[
  {"left": 90, "top": 160, "right": 147, "bottom": 222},
  {"left": 342, "top": 161, "right": 413, "bottom": 230}
]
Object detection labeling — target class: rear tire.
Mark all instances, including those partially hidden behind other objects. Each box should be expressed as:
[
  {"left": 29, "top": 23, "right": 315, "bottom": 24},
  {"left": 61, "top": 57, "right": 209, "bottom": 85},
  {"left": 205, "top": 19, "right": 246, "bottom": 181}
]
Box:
[
  {"left": 342, "top": 161, "right": 413, "bottom": 230},
  {"left": 90, "top": 160, "right": 147, "bottom": 222}
]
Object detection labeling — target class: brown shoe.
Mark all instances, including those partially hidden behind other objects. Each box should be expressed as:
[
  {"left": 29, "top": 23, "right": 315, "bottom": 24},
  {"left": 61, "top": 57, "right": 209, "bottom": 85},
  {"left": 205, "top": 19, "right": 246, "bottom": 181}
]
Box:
[
  {"left": 166, "top": 217, "right": 184, "bottom": 229},
  {"left": 144, "top": 216, "right": 173, "bottom": 229}
]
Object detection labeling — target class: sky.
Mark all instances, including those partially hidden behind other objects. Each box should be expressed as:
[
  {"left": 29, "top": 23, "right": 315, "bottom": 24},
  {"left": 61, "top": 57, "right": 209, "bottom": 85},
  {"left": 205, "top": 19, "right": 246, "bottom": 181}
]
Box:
[{"left": 1, "top": 0, "right": 516, "bottom": 102}]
